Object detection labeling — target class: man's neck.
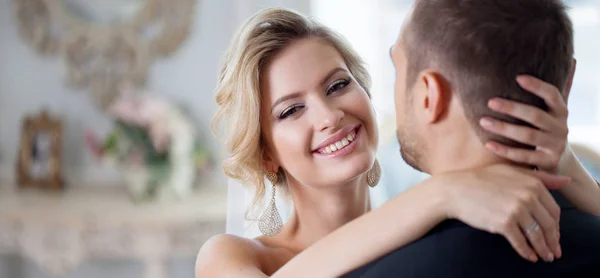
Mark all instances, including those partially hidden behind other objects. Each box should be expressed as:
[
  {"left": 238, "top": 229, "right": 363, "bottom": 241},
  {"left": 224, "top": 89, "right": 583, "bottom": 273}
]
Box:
[{"left": 425, "top": 128, "right": 510, "bottom": 175}]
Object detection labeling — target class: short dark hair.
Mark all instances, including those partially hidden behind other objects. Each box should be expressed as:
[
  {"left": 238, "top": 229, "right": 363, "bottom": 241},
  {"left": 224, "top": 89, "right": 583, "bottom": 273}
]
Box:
[{"left": 404, "top": 0, "right": 574, "bottom": 148}]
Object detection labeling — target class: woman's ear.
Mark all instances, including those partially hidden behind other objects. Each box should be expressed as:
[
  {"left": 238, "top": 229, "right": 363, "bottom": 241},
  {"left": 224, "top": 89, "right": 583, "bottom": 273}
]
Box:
[{"left": 262, "top": 149, "right": 279, "bottom": 173}]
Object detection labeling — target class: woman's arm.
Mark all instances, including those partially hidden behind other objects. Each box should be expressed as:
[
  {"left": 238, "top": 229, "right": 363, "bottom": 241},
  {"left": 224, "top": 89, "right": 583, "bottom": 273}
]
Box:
[
  {"left": 271, "top": 174, "right": 446, "bottom": 278},
  {"left": 196, "top": 166, "right": 565, "bottom": 278},
  {"left": 556, "top": 146, "right": 600, "bottom": 215},
  {"left": 194, "top": 179, "right": 452, "bottom": 278},
  {"left": 480, "top": 74, "right": 600, "bottom": 216},
  {"left": 271, "top": 165, "right": 565, "bottom": 278}
]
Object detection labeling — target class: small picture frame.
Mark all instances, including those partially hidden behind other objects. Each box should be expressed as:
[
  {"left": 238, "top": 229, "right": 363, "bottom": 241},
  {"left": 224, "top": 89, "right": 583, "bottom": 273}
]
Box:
[{"left": 17, "top": 110, "right": 64, "bottom": 190}]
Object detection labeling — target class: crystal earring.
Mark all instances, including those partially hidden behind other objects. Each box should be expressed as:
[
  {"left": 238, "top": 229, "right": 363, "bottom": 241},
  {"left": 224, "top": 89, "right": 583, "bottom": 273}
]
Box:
[
  {"left": 367, "top": 159, "right": 381, "bottom": 188},
  {"left": 258, "top": 171, "right": 283, "bottom": 236}
]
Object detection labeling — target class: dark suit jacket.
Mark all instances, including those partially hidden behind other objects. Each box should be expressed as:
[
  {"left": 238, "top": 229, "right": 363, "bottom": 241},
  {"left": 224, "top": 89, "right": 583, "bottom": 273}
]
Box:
[{"left": 344, "top": 192, "right": 600, "bottom": 278}]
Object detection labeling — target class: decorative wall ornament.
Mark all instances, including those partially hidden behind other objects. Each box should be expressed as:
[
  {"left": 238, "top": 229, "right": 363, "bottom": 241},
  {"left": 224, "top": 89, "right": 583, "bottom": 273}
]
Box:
[{"left": 12, "top": 0, "right": 197, "bottom": 108}]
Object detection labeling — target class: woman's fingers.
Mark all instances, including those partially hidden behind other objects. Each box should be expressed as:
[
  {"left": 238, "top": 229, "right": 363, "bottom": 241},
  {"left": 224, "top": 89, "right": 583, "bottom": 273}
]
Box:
[
  {"left": 534, "top": 182, "right": 563, "bottom": 258},
  {"left": 531, "top": 170, "right": 571, "bottom": 191},
  {"left": 497, "top": 171, "right": 562, "bottom": 263},
  {"left": 531, "top": 174, "right": 563, "bottom": 221},
  {"left": 448, "top": 165, "right": 565, "bottom": 263},
  {"left": 484, "top": 141, "right": 559, "bottom": 170},
  {"left": 516, "top": 75, "right": 568, "bottom": 118},
  {"left": 515, "top": 178, "right": 561, "bottom": 261},
  {"left": 486, "top": 98, "right": 560, "bottom": 132},
  {"left": 480, "top": 76, "right": 570, "bottom": 172},
  {"left": 527, "top": 198, "right": 561, "bottom": 260},
  {"left": 518, "top": 211, "right": 555, "bottom": 263},
  {"left": 480, "top": 117, "right": 558, "bottom": 148},
  {"left": 503, "top": 223, "right": 539, "bottom": 263}
]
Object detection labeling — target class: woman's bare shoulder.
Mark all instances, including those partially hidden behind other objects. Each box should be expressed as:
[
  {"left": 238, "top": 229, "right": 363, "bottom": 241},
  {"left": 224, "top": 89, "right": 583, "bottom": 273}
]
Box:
[{"left": 195, "top": 234, "right": 267, "bottom": 277}]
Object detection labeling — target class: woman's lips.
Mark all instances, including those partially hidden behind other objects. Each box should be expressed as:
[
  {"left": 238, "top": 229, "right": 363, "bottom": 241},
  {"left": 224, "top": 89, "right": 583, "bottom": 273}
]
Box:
[{"left": 313, "top": 126, "right": 361, "bottom": 158}]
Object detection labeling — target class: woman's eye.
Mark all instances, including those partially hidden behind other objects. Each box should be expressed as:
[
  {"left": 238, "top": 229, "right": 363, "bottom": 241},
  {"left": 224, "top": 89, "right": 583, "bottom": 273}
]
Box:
[
  {"left": 327, "top": 79, "right": 351, "bottom": 95},
  {"left": 278, "top": 105, "right": 304, "bottom": 120}
]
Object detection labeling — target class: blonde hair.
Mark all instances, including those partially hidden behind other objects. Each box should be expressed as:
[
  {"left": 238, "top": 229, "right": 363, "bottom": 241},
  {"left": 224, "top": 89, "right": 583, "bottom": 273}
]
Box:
[{"left": 212, "top": 8, "right": 372, "bottom": 215}]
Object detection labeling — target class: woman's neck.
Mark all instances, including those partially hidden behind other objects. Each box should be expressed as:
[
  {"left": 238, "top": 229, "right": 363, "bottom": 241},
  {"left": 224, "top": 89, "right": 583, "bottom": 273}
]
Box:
[{"left": 282, "top": 174, "right": 371, "bottom": 251}]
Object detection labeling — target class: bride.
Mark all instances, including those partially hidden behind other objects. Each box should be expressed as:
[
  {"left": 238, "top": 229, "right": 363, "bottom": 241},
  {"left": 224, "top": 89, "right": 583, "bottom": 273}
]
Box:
[{"left": 196, "top": 8, "right": 594, "bottom": 278}]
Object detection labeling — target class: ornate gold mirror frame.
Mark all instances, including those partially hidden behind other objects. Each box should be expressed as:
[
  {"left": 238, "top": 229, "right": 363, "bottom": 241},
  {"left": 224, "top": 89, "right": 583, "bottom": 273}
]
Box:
[
  {"left": 13, "top": 0, "right": 197, "bottom": 108},
  {"left": 17, "top": 110, "right": 64, "bottom": 190}
]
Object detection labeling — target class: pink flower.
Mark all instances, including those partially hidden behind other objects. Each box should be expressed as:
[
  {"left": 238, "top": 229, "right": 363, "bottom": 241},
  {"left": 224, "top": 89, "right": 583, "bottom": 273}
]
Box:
[
  {"left": 107, "top": 86, "right": 174, "bottom": 153},
  {"left": 108, "top": 97, "right": 149, "bottom": 127},
  {"left": 108, "top": 90, "right": 171, "bottom": 124},
  {"left": 150, "top": 120, "right": 171, "bottom": 153},
  {"left": 84, "top": 130, "right": 104, "bottom": 157}
]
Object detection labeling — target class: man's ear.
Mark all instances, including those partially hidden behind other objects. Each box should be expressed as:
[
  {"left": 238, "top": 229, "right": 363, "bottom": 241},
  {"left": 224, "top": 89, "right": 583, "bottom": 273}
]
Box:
[
  {"left": 419, "top": 71, "right": 450, "bottom": 123},
  {"left": 564, "top": 58, "right": 577, "bottom": 105}
]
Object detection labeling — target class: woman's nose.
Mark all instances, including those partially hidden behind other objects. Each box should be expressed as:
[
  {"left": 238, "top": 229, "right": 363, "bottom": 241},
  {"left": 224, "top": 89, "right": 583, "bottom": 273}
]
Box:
[{"left": 314, "top": 102, "right": 344, "bottom": 132}]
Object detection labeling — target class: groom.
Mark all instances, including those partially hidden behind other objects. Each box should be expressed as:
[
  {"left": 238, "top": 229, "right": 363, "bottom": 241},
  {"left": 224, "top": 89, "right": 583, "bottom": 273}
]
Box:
[{"left": 346, "top": 0, "right": 600, "bottom": 277}]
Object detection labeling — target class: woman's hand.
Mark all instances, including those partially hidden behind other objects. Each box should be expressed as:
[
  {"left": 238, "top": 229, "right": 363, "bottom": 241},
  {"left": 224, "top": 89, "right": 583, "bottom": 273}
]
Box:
[
  {"left": 479, "top": 75, "right": 571, "bottom": 172},
  {"left": 478, "top": 67, "right": 600, "bottom": 215},
  {"left": 440, "top": 164, "right": 571, "bottom": 263}
]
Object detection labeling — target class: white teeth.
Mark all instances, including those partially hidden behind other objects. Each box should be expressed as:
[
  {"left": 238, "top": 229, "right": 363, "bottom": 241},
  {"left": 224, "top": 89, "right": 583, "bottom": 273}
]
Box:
[
  {"left": 319, "top": 130, "right": 357, "bottom": 154},
  {"left": 347, "top": 131, "right": 356, "bottom": 141}
]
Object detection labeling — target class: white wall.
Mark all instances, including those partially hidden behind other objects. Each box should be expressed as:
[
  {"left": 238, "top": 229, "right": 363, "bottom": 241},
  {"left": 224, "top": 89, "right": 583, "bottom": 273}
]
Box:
[{"left": 0, "top": 0, "right": 309, "bottom": 186}]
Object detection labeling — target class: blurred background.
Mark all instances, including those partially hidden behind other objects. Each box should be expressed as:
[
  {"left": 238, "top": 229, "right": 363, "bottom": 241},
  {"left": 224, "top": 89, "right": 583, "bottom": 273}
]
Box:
[{"left": 0, "top": 0, "right": 598, "bottom": 278}]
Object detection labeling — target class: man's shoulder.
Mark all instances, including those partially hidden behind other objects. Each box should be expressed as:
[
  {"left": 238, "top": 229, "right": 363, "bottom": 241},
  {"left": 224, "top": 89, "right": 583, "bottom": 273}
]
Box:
[
  {"left": 345, "top": 220, "right": 511, "bottom": 277},
  {"left": 346, "top": 211, "right": 600, "bottom": 278}
]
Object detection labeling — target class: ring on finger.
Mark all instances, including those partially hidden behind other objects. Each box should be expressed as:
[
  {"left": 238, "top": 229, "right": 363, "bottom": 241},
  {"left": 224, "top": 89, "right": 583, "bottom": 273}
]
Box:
[{"left": 524, "top": 221, "right": 540, "bottom": 235}]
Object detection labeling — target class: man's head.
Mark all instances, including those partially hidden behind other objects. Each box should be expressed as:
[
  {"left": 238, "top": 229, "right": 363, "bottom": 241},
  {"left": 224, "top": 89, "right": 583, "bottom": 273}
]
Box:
[{"left": 391, "top": 0, "right": 574, "bottom": 173}]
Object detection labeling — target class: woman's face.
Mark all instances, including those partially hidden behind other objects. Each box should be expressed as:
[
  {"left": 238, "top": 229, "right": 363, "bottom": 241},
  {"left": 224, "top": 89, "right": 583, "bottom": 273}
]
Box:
[{"left": 260, "top": 37, "right": 378, "bottom": 188}]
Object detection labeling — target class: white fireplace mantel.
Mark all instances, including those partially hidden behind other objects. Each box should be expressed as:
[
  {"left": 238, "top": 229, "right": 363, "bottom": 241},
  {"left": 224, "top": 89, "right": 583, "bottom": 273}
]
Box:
[{"left": 0, "top": 184, "right": 227, "bottom": 278}]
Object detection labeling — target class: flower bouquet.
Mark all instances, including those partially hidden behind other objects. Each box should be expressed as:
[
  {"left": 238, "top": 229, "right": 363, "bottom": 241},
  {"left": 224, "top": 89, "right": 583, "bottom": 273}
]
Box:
[{"left": 84, "top": 88, "right": 211, "bottom": 202}]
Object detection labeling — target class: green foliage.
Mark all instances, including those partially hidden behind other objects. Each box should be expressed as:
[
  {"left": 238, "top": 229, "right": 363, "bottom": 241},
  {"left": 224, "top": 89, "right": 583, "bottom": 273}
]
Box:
[{"left": 114, "top": 121, "right": 169, "bottom": 165}]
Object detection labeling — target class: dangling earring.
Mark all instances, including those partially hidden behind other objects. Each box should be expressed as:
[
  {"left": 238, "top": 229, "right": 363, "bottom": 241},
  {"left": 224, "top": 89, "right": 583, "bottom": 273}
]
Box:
[
  {"left": 367, "top": 159, "right": 381, "bottom": 188},
  {"left": 258, "top": 171, "right": 283, "bottom": 236}
]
